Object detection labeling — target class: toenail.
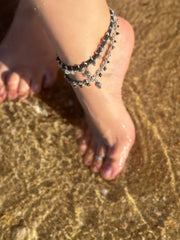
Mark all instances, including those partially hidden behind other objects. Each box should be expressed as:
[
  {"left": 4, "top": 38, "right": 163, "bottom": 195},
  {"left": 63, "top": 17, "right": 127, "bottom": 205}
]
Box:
[
  {"left": 8, "top": 92, "right": 17, "bottom": 99},
  {"left": 0, "top": 92, "right": 4, "bottom": 98},
  {"left": 85, "top": 160, "right": 91, "bottom": 166},
  {"left": 79, "top": 149, "right": 85, "bottom": 155},
  {"left": 0, "top": 93, "right": 5, "bottom": 99},
  {"left": 8, "top": 95, "right": 15, "bottom": 100},
  {"left": 0, "top": 88, "right": 4, "bottom": 95},
  {"left": 80, "top": 139, "right": 86, "bottom": 145},
  {"left": 75, "top": 129, "right": 82, "bottom": 138},
  {"left": 19, "top": 91, "right": 28, "bottom": 97},
  {"left": 92, "top": 166, "right": 99, "bottom": 173},
  {"left": 104, "top": 167, "right": 112, "bottom": 179}
]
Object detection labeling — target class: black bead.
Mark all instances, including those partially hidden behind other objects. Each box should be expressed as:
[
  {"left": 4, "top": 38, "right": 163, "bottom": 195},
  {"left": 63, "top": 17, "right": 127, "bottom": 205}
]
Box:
[
  {"left": 101, "top": 42, "right": 105, "bottom": 48},
  {"left": 79, "top": 82, "right": 83, "bottom": 88},
  {"left": 80, "top": 63, "right": 85, "bottom": 68},
  {"left": 104, "top": 35, "right": 109, "bottom": 41},
  {"left": 94, "top": 54, "right": 98, "bottom": 59},
  {"left": 92, "top": 60, "right": 96, "bottom": 66},
  {"left": 74, "top": 66, "right": 79, "bottom": 70}
]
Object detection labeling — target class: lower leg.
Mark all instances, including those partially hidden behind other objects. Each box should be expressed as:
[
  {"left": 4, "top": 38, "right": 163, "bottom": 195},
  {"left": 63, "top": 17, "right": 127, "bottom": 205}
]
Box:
[
  {"left": 30, "top": 0, "right": 136, "bottom": 180},
  {"left": 30, "top": 0, "right": 110, "bottom": 65}
]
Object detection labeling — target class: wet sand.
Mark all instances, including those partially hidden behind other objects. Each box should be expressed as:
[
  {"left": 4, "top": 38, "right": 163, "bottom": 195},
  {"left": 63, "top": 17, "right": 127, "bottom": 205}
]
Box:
[{"left": 0, "top": 0, "right": 179, "bottom": 239}]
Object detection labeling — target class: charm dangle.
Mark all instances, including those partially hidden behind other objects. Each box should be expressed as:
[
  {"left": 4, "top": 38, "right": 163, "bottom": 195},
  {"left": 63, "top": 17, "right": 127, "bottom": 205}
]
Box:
[{"left": 96, "top": 82, "right": 102, "bottom": 89}]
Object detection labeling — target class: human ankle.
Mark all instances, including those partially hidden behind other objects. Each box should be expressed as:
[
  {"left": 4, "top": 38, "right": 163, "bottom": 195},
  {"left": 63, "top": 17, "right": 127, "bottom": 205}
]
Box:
[{"left": 57, "top": 8, "right": 120, "bottom": 88}]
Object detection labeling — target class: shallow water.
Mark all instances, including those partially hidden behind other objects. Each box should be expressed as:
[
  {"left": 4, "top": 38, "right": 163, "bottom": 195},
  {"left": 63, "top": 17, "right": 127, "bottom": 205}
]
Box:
[{"left": 0, "top": 0, "right": 179, "bottom": 239}]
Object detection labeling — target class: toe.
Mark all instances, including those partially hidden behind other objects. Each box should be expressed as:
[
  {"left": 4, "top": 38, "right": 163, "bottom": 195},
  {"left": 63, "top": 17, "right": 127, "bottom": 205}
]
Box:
[
  {"left": 18, "top": 72, "right": 31, "bottom": 99},
  {"left": 84, "top": 140, "right": 95, "bottom": 167},
  {"left": 30, "top": 73, "right": 43, "bottom": 95},
  {"left": 7, "top": 72, "right": 20, "bottom": 100},
  {"left": 75, "top": 127, "right": 84, "bottom": 140},
  {"left": 0, "top": 65, "right": 9, "bottom": 103},
  {"left": 43, "top": 70, "right": 57, "bottom": 88},
  {"left": 77, "top": 120, "right": 90, "bottom": 156},
  {"left": 101, "top": 134, "right": 135, "bottom": 180},
  {"left": 0, "top": 78, "right": 7, "bottom": 103},
  {"left": 78, "top": 129, "right": 91, "bottom": 156},
  {"left": 78, "top": 136, "right": 90, "bottom": 156},
  {"left": 43, "top": 63, "right": 58, "bottom": 89},
  {"left": 91, "top": 145, "right": 106, "bottom": 173},
  {"left": 0, "top": 86, "right": 7, "bottom": 103}
]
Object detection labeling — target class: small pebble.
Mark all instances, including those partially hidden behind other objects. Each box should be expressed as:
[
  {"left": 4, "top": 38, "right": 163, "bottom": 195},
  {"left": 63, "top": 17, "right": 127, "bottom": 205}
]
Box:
[
  {"left": 100, "top": 188, "right": 109, "bottom": 196},
  {"left": 32, "top": 105, "right": 48, "bottom": 117},
  {"left": 17, "top": 212, "right": 22, "bottom": 217}
]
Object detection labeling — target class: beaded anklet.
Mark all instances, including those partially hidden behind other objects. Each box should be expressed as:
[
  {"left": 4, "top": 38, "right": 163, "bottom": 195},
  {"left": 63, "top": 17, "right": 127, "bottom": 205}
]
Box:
[{"left": 56, "top": 8, "right": 119, "bottom": 89}]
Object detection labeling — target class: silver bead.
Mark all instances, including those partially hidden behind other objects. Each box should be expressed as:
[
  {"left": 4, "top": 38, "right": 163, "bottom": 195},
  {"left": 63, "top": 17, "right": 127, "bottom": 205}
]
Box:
[
  {"left": 73, "top": 82, "right": 78, "bottom": 88},
  {"left": 96, "top": 82, "right": 102, "bottom": 88},
  {"left": 80, "top": 68, "right": 85, "bottom": 74},
  {"left": 70, "top": 70, "right": 76, "bottom": 75},
  {"left": 86, "top": 71, "right": 91, "bottom": 79},
  {"left": 92, "top": 76, "right": 96, "bottom": 82},
  {"left": 79, "top": 82, "right": 84, "bottom": 88},
  {"left": 65, "top": 69, "right": 71, "bottom": 75},
  {"left": 85, "top": 80, "right": 91, "bottom": 86},
  {"left": 71, "top": 81, "right": 77, "bottom": 88}
]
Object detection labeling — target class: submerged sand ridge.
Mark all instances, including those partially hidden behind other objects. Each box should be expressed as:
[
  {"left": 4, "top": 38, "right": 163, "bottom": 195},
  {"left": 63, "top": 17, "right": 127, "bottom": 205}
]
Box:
[{"left": 0, "top": 0, "right": 179, "bottom": 239}]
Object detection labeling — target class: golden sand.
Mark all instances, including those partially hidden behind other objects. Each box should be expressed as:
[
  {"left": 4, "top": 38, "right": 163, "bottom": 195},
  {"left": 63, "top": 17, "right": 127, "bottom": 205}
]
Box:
[{"left": 0, "top": 0, "right": 179, "bottom": 239}]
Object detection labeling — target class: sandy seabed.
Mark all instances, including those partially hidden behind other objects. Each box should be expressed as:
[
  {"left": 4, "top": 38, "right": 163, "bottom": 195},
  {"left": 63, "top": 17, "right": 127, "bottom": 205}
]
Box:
[{"left": 0, "top": 0, "right": 179, "bottom": 239}]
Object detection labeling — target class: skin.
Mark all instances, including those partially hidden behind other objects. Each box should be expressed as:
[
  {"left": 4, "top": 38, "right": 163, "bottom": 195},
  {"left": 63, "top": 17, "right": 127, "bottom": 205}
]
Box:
[
  {"left": 75, "top": 17, "right": 136, "bottom": 179},
  {"left": 0, "top": 0, "right": 58, "bottom": 103},
  {"left": 29, "top": 0, "right": 135, "bottom": 180},
  {"left": 1, "top": 0, "right": 136, "bottom": 180}
]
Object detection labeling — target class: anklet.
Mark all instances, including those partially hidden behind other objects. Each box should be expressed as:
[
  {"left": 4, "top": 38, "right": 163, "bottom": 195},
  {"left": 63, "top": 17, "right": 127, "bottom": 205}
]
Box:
[{"left": 56, "top": 8, "right": 119, "bottom": 88}]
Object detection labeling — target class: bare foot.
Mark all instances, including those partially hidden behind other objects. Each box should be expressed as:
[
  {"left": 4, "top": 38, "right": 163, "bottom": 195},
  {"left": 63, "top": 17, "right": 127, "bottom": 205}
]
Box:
[
  {"left": 75, "top": 17, "right": 135, "bottom": 180},
  {"left": 0, "top": 1, "right": 57, "bottom": 103}
]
